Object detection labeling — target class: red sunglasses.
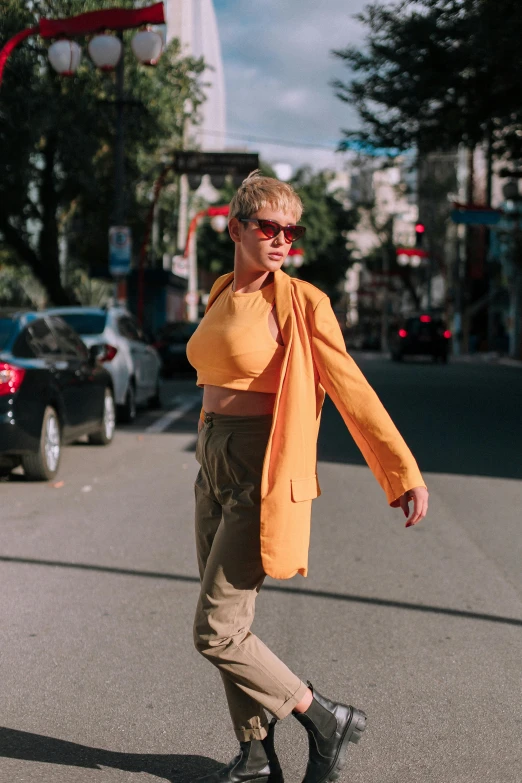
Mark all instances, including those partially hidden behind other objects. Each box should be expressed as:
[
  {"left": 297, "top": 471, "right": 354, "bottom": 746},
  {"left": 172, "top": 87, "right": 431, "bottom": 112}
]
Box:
[{"left": 239, "top": 218, "right": 306, "bottom": 243}]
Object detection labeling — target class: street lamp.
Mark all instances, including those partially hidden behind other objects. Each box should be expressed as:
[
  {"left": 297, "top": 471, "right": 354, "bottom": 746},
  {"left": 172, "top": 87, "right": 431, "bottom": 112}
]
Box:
[
  {"left": 0, "top": 2, "right": 166, "bottom": 304},
  {"left": 283, "top": 248, "right": 305, "bottom": 268},
  {"left": 131, "top": 29, "right": 164, "bottom": 65},
  {"left": 183, "top": 205, "right": 230, "bottom": 322},
  {"left": 210, "top": 214, "right": 228, "bottom": 233},
  {"left": 88, "top": 34, "right": 123, "bottom": 71},
  {"left": 47, "top": 39, "right": 82, "bottom": 76}
]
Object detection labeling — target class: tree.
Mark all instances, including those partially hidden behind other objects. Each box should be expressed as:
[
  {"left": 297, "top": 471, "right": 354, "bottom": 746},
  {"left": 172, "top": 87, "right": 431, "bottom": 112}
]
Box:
[
  {"left": 290, "top": 168, "right": 357, "bottom": 302},
  {"left": 0, "top": 0, "right": 205, "bottom": 304},
  {"left": 332, "top": 0, "right": 522, "bottom": 162}
]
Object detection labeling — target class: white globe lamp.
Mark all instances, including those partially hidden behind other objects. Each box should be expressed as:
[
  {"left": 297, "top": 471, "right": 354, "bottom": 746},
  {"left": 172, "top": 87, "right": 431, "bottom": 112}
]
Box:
[
  {"left": 131, "top": 29, "right": 163, "bottom": 65},
  {"left": 48, "top": 40, "right": 82, "bottom": 76},
  {"left": 210, "top": 215, "right": 228, "bottom": 233},
  {"left": 291, "top": 249, "right": 305, "bottom": 268},
  {"left": 410, "top": 254, "right": 422, "bottom": 268},
  {"left": 88, "top": 35, "right": 122, "bottom": 71},
  {"left": 397, "top": 253, "right": 409, "bottom": 267}
]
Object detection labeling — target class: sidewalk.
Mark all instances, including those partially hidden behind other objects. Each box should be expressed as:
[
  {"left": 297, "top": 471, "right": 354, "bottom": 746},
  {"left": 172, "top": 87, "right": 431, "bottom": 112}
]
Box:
[
  {"left": 349, "top": 349, "right": 522, "bottom": 367},
  {"left": 450, "top": 352, "right": 522, "bottom": 368}
]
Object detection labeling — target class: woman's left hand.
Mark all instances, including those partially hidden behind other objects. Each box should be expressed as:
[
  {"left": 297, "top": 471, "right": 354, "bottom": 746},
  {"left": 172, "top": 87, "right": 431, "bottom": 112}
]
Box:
[{"left": 399, "top": 486, "right": 429, "bottom": 527}]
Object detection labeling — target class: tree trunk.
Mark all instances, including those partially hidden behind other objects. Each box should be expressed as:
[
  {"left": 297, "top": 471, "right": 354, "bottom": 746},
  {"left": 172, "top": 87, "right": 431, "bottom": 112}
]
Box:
[
  {"left": 0, "top": 133, "right": 73, "bottom": 306},
  {"left": 36, "top": 134, "right": 72, "bottom": 305}
]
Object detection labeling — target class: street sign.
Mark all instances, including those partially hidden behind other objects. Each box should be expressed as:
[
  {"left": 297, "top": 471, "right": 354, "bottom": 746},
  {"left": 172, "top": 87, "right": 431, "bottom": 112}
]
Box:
[
  {"left": 172, "top": 254, "right": 189, "bottom": 278},
  {"left": 450, "top": 204, "right": 502, "bottom": 226},
  {"left": 450, "top": 209, "right": 502, "bottom": 226},
  {"left": 174, "top": 151, "right": 259, "bottom": 176},
  {"left": 109, "top": 226, "right": 132, "bottom": 276}
]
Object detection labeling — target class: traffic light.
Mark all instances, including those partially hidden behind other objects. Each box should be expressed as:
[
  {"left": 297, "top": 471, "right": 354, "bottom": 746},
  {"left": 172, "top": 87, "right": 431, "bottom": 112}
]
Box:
[{"left": 415, "top": 222, "right": 425, "bottom": 248}]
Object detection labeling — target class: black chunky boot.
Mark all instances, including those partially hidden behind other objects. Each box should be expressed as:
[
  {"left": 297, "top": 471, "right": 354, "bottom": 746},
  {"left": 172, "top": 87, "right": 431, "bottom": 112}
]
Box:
[
  {"left": 194, "top": 718, "right": 284, "bottom": 783},
  {"left": 293, "top": 683, "right": 366, "bottom": 783}
]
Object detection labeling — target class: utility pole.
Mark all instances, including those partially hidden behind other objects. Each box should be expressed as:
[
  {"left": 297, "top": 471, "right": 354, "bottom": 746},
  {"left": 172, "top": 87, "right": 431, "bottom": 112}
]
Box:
[
  {"left": 177, "top": 103, "right": 192, "bottom": 318},
  {"left": 380, "top": 215, "right": 394, "bottom": 353},
  {"left": 112, "top": 30, "right": 127, "bottom": 305},
  {"left": 113, "top": 31, "right": 125, "bottom": 227}
]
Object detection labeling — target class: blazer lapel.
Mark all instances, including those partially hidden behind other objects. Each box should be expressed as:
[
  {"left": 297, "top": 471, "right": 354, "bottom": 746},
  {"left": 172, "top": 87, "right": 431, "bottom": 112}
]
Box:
[{"left": 274, "top": 269, "right": 293, "bottom": 347}]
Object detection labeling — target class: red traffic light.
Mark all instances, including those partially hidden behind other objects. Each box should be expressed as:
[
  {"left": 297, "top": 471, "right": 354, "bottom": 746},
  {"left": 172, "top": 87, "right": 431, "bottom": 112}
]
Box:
[{"left": 415, "top": 223, "right": 425, "bottom": 233}]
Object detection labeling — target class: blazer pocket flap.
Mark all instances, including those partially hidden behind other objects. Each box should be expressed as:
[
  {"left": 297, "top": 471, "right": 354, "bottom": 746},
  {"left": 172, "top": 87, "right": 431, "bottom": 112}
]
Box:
[{"left": 291, "top": 476, "right": 320, "bottom": 502}]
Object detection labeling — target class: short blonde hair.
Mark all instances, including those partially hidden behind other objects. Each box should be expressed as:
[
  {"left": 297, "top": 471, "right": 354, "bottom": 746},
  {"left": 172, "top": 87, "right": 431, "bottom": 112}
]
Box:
[{"left": 229, "top": 170, "right": 303, "bottom": 221}]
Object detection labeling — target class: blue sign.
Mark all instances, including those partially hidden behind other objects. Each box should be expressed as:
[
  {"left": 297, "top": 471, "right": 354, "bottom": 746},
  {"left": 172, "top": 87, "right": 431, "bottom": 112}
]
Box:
[
  {"left": 450, "top": 209, "right": 502, "bottom": 226},
  {"left": 109, "top": 226, "right": 132, "bottom": 276}
]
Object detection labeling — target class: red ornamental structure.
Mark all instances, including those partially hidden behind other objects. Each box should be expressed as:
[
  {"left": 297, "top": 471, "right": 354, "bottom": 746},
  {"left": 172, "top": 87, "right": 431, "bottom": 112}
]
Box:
[{"left": 0, "top": 2, "right": 165, "bottom": 87}]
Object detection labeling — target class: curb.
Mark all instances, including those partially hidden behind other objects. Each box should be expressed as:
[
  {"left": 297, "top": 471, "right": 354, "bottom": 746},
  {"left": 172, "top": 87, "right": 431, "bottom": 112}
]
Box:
[
  {"left": 348, "top": 350, "right": 522, "bottom": 368},
  {"left": 451, "top": 354, "right": 522, "bottom": 368}
]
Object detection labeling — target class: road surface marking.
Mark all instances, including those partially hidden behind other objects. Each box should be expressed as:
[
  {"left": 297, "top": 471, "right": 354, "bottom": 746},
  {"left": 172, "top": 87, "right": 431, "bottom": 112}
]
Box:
[{"left": 145, "top": 394, "right": 201, "bottom": 434}]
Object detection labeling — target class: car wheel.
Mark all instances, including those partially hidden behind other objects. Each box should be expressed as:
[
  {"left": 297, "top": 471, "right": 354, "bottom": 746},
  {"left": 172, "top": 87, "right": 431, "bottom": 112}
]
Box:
[
  {"left": 89, "top": 389, "right": 116, "bottom": 445},
  {"left": 118, "top": 381, "right": 136, "bottom": 423},
  {"left": 148, "top": 380, "right": 162, "bottom": 410},
  {"left": 22, "top": 406, "right": 61, "bottom": 481}
]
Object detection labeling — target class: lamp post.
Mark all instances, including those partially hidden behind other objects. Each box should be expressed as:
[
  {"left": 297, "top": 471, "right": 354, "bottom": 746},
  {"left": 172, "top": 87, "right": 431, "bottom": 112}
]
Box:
[
  {"left": 0, "top": 3, "right": 165, "bottom": 305},
  {"left": 182, "top": 205, "right": 230, "bottom": 322}
]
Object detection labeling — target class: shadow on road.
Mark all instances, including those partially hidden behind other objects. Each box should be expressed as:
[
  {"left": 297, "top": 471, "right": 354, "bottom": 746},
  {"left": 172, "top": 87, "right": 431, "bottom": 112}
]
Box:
[
  {"left": 144, "top": 361, "right": 522, "bottom": 482},
  {"left": 0, "top": 726, "right": 220, "bottom": 782},
  {"left": 318, "top": 360, "right": 522, "bottom": 481},
  {"left": 1, "top": 555, "right": 520, "bottom": 628}
]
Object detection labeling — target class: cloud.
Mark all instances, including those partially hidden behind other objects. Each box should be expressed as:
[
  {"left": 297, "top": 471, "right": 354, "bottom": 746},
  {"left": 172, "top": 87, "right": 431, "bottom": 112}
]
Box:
[{"left": 212, "top": 0, "right": 374, "bottom": 171}]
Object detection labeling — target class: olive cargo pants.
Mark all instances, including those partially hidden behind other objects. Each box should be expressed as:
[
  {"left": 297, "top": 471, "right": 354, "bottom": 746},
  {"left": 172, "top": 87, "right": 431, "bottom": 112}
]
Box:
[{"left": 193, "top": 411, "right": 308, "bottom": 741}]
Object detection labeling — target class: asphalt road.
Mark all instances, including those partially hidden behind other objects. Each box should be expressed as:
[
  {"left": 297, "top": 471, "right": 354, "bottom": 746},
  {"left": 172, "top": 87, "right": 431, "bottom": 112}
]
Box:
[{"left": 1, "top": 356, "right": 521, "bottom": 783}]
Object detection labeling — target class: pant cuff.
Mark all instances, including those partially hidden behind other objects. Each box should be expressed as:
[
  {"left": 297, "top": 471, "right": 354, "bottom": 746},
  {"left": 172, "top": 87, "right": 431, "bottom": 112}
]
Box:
[
  {"left": 272, "top": 681, "right": 309, "bottom": 721},
  {"left": 234, "top": 723, "right": 269, "bottom": 742}
]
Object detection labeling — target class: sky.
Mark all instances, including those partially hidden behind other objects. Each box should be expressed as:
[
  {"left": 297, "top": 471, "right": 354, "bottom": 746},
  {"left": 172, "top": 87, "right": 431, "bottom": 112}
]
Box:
[{"left": 211, "top": 0, "right": 375, "bottom": 174}]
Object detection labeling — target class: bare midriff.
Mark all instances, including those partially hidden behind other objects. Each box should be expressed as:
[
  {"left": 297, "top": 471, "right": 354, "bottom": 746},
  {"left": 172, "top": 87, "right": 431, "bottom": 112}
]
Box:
[{"left": 202, "top": 386, "right": 276, "bottom": 417}]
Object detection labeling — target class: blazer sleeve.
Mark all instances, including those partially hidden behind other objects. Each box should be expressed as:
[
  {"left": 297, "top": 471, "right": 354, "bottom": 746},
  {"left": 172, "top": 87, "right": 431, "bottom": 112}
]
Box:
[{"left": 311, "top": 296, "right": 427, "bottom": 506}]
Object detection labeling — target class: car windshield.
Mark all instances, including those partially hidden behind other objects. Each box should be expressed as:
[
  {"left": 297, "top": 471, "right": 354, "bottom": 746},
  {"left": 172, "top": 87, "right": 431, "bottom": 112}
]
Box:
[
  {"left": 0, "top": 318, "right": 15, "bottom": 350},
  {"left": 57, "top": 312, "right": 107, "bottom": 336}
]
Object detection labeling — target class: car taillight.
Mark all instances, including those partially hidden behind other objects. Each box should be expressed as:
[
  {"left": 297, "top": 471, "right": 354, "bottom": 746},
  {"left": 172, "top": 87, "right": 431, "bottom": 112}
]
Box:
[
  {"left": 398, "top": 329, "right": 408, "bottom": 338},
  {"left": 443, "top": 330, "right": 452, "bottom": 339},
  {"left": 420, "top": 315, "right": 431, "bottom": 323},
  {"left": 0, "top": 363, "right": 26, "bottom": 395},
  {"left": 100, "top": 344, "right": 118, "bottom": 362}
]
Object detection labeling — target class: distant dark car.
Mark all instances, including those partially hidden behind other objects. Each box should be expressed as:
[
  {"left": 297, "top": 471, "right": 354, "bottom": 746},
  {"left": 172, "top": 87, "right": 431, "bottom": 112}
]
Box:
[
  {"left": 153, "top": 321, "right": 200, "bottom": 377},
  {"left": 390, "top": 314, "right": 451, "bottom": 363},
  {"left": 0, "top": 311, "right": 115, "bottom": 481}
]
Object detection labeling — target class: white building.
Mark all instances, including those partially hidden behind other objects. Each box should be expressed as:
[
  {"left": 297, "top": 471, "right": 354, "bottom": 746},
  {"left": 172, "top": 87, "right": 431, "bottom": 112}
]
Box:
[{"left": 165, "top": 0, "right": 226, "bottom": 151}]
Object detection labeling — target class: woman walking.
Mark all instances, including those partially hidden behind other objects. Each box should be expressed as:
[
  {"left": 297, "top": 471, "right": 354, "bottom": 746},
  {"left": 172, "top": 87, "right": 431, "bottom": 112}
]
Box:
[{"left": 186, "top": 172, "right": 428, "bottom": 783}]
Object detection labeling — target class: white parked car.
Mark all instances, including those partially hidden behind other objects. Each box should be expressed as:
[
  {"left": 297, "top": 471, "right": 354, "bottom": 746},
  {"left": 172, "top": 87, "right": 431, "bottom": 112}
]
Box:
[{"left": 44, "top": 307, "right": 162, "bottom": 422}]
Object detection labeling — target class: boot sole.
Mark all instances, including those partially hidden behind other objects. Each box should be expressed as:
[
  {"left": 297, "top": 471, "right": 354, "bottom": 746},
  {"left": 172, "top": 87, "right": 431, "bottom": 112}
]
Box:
[{"left": 322, "top": 707, "right": 367, "bottom": 783}]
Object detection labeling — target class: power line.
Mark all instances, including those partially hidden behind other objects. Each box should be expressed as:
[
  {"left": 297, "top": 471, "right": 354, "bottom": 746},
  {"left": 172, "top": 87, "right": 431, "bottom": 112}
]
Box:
[{"left": 194, "top": 128, "right": 344, "bottom": 152}]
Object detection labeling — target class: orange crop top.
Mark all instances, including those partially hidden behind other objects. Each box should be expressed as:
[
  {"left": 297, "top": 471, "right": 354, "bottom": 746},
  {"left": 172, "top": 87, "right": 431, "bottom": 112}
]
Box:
[{"left": 186, "top": 282, "right": 285, "bottom": 393}]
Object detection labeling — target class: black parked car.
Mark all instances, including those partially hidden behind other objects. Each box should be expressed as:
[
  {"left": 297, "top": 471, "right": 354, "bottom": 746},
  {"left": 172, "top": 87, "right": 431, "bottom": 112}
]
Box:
[
  {"left": 0, "top": 311, "right": 115, "bottom": 481},
  {"left": 390, "top": 314, "right": 451, "bottom": 363},
  {"left": 153, "top": 321, "right": 200, "bottom": 377}
]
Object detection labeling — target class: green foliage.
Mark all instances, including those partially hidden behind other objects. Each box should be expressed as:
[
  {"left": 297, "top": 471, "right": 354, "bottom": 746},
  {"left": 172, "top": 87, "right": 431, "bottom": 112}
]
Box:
[
  {"left": 0, "top": 0, "right": 205, "bottom": 304},
  {"left": 332, "top": 0, "right": 522, "bottom": 161},
  {"left": 291, "top": 168, "right": 357, "bottom": 301}
]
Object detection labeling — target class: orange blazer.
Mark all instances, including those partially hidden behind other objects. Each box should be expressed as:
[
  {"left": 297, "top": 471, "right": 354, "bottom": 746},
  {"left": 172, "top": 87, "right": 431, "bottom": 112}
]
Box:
[{"left": 203, "top": 269, "right": 427, "bottom": 580}]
